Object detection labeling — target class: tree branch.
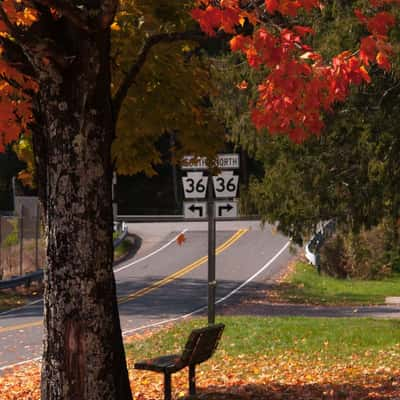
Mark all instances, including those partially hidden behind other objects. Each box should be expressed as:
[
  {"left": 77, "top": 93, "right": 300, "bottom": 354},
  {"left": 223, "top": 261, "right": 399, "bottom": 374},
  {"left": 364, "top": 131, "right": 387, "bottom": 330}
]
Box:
[
  {"left": 33, "top": 0, "right": 119, "bottom": 32},
  {"left": 112, "top": 30, "right": 208, "bottom": 119},
  {"left": 100, "top": 0, "right": 119, "bottom": 29},
  {"left": 378, "top": 81, "right": 400, "bottom": 108},
  {"left": 32, "top": 0, "right": 93, "bottom": 32},
  {"left": 0, "top": 35, "right": 36, "bottom": 75}
]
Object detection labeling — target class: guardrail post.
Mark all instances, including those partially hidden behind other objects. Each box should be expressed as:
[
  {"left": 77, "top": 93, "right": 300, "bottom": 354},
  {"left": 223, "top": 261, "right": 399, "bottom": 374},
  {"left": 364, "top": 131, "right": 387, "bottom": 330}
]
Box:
[
  {"left": 207, "top": 175, "right": 216, "bottom": 325},
  {"left": 19, "top": 206, "right": 24, "bottom": 277},
  {"left": 0, "top": 216, "right": 2, "bottom": 279},
  {"left": 316, "top": 253, "right": 321, "bottom": 275},
  {"left": 35, "top": 203, "right": 40, "bottom": 270}
]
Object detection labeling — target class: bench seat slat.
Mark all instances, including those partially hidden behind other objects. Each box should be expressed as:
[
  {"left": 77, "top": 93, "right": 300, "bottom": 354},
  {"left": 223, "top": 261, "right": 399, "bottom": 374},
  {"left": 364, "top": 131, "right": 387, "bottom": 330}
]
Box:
[{"left": 135, "top": 354, "right": 184, "bottom": 373}]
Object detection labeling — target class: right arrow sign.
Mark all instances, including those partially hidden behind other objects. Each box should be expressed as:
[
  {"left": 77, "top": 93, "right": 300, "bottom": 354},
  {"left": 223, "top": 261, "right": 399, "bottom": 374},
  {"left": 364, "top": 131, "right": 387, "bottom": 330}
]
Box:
[{"left": 215, "top": 200, "right": 238, "bottom": 218}]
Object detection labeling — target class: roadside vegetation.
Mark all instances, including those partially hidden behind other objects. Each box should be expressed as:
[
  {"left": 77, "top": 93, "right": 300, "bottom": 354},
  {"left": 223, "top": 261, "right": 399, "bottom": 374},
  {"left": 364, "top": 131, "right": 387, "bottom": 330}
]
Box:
[
  {"left": 275, "top": 262, "right": 400, "bottom": 306},
  {"left": 320, "top": 225, "right": 400, "bottom": 280},
  {"left": 0, "top": 290, "right": 30, "bottom": 312},
  {"left": 114, "top": 238, "right": 134, "bottom": 261},
  {"left": 2, "top": 316, "right": 399, "bottom": 399}
]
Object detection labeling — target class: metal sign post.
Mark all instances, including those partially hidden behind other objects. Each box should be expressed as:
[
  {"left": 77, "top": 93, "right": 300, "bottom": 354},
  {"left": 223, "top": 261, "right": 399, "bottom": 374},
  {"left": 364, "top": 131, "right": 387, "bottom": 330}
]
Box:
[
  {"left": 181, "top": 153, "right": 240, "bottom": 325},
  {"left": 207, "top": 174, "right": 216, "bottom": 325}
]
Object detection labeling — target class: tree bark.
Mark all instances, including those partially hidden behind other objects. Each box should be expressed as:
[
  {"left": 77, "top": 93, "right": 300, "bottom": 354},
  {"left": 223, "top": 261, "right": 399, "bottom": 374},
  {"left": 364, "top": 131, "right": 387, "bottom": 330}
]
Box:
[{"left": 36, "top": 27, "right": 132, "bottom": 400}]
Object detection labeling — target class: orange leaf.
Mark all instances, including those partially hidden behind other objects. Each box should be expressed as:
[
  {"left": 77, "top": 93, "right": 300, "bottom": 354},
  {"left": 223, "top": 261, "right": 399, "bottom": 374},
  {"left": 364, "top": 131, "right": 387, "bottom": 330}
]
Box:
[
  {"left": 236, "top": 80, "right": 248, "bottom": 90},
  {"left": 359, "top": 66, "right": 371, "bottom": 83},
  {"left": 176, "top": 233, "right": 186, "bottom": 246}
]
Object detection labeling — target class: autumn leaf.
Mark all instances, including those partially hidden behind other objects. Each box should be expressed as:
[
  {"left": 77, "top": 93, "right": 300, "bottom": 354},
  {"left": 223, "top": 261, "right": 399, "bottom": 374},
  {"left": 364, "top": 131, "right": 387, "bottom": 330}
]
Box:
[
  {"left": 236, "top": 80, "right": 248, "bottom": 90},
  {"left": 1, "top": 344, "right": 400, "bottom": 400},
  {"left": 265, "top": 0, "right": 279, "bottom": 14},
  {"left": 176, "top": 233, "right": 186, "bottom": 246}
]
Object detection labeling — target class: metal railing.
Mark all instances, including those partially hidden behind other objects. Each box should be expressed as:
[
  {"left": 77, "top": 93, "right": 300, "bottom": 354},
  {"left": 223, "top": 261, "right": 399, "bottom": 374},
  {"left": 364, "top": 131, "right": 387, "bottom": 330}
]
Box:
[
  {"left": 0, "top": 206, "right": 45, "bottom": 281},
  {"left": 305, "top": 220, "right": 336, "bottom": 270},
  {"left": 0, "top": 216, "right": 128, "bottom": 289}
]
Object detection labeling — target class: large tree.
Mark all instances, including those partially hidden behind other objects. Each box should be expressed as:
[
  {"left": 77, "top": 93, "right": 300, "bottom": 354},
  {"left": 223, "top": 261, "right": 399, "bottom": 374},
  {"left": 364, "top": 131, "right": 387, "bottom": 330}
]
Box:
[
  {"left": 0, "top": 1, "right": 398, "bottom": 400},
  {"left": 0, "top": 2, "right": 135, "bottom": 399}
]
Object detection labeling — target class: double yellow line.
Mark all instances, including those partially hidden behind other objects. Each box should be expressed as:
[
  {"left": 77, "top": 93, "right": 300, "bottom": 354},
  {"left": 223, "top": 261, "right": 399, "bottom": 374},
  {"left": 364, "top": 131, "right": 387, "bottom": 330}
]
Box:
[
  {"left": 118, "top": 228, "right": 248, "bottom": 304},
  {"left": 0, "top": 229, "right": 248, "bottom": 334}
]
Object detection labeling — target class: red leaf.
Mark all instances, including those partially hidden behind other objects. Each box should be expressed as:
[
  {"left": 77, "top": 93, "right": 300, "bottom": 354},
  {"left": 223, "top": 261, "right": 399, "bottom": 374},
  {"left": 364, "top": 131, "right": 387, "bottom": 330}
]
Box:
[
  {"left": 265, "top": 0, "right": 279, "bottom": 14},
  {"left": 293, "top": 25, "right": 315, "bottom": 37},
  {"left": 376, "top": 52, "right": 391, "bottom": 71}
]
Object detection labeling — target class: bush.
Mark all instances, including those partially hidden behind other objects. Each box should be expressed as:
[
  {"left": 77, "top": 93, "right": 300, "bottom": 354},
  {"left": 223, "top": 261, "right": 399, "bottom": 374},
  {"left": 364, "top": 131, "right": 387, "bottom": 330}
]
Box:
[
  {"left": 2, "top": 219, "right": 19, "bottom": 248},
  {"left": 320, "top": 225, "right": 394, "bottom": 279},
  {"left": 319, "top": 235, "right": 348, "bottom": 278}
]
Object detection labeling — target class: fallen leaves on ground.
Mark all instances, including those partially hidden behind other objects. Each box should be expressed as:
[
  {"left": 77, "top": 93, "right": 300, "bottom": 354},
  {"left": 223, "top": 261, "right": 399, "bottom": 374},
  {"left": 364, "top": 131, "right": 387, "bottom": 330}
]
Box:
[
  {"left": 0, "top": 362, "right": 41, "bottom": 399},
  {"left": 1, "top": 348, "right": 399, "bottom": 399}
]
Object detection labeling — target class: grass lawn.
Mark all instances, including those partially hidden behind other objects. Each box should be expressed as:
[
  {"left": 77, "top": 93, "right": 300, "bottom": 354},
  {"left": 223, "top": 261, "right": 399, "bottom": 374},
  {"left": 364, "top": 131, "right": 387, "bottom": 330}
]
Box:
[
  {"left": 2, "top": 316, "right": 400, "bottom": 399},
  {"left": 125, "top": 316, "right": 400, "bottom": 399},
  {"left": 274, "top": 261, "right": 400, "bottom": 306},
  {"left": 125, "top": 316, "right": 400, "bottom": 366}
]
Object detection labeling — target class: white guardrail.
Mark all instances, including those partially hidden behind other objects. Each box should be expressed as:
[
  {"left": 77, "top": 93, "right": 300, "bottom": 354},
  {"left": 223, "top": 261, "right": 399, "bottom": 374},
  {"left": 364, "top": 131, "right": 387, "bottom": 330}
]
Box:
[{"left": 305, "top": 220, "right": 336, "bottom": 267}]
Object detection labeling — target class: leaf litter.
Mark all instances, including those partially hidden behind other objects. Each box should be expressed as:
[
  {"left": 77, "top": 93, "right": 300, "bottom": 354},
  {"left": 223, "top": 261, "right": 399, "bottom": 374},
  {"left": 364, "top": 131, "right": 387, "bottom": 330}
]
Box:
[{"left": 1, "top": 339, "right": 399, "bottom": 399}]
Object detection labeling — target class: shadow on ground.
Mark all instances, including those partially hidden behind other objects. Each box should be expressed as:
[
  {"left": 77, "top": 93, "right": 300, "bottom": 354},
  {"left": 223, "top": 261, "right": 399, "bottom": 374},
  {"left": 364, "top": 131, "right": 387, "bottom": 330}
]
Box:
[
  {"left": 2, "top": 275, "right": 400, "bottom": 320},
  {"left": 191, "top": 380, "right": 399, "bottom": 399}
]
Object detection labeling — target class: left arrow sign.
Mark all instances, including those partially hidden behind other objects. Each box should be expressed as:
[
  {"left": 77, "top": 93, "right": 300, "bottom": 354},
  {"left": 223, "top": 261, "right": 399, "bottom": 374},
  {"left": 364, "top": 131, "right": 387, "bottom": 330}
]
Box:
[
  {"left": 183, "top": 201, "right": 207, "bottom": 219},
  {"left": 189, "top": 204, "right": 204, "bottom": 217}
]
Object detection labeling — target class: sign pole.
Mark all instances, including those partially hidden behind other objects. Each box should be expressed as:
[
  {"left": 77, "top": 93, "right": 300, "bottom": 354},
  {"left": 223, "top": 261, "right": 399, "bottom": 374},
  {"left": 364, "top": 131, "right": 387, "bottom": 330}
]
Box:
[
  {"left": 207, "top": 173, "right": 216, "bottom": 325},
  {"left": 181, "top": 153, "right": 240, "bottom": 325}
]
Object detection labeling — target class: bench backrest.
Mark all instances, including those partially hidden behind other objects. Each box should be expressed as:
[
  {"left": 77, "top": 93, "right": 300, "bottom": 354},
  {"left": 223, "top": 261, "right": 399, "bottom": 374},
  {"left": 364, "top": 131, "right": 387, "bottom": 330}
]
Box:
[{"left": 181, "top": 323, "right": 225, "bottom": 366}]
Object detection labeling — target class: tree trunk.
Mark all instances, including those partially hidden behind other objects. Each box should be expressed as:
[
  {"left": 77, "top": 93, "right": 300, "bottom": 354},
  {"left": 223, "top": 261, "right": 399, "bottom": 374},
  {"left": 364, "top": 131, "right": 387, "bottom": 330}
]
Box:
[{"left": 35, "top": 27, "right": 132, "bottom": 400}]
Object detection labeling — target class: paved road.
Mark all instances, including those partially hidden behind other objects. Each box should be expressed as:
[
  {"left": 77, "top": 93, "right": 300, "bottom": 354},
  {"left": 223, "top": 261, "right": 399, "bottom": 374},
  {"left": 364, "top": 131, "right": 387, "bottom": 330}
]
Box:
[{"left": 0, "top": 220, "right": 293, "bottom": 370}]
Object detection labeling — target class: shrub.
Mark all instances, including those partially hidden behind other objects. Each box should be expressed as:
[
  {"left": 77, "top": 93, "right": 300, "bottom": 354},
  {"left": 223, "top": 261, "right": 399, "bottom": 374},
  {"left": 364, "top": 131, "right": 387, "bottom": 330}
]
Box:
[
  {"left": 2, "top": 219, "right": 19, "bottom": 248},
  {"left": 320, "top": 225, "right": 393, "bottom": 279}
]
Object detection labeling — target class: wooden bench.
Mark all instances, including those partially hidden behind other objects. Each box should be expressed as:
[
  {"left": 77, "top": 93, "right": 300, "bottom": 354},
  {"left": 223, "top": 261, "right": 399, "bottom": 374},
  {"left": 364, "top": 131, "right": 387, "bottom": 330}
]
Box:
[{"left": 134, "top": 323, "right": 225, "bottom": 400}]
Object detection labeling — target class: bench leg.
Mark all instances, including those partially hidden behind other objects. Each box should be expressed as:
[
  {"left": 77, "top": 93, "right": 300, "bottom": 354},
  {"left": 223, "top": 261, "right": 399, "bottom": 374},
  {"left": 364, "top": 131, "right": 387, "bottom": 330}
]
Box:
[
  {"left": 189, "top": 364, "right": 196, "bottom": 396},
  {"left": 164, "top": 373, "right": 172, "bottom": 400}
]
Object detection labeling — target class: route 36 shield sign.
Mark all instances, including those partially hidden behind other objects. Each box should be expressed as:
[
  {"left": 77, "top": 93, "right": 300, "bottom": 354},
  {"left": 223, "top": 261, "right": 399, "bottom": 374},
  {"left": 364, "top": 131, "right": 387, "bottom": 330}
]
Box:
[
  {"left": 182, "top": 172, "right": 208, "bottom": 199},
  {"left": 212, "top": 171, "right": 239, "bottom": 198}
]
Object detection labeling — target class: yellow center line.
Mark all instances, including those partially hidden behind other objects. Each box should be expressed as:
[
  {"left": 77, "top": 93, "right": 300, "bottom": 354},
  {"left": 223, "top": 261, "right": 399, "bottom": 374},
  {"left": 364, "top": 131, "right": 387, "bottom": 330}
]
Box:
[
  {"left": 0, "top": 321, "right": 42, "bottom": 334},
  {"left": 0, "top": 229, "right": 249, "bottom": 334},
  {"left": 118, "top": 228, "right": 248, "bottom": 304}
]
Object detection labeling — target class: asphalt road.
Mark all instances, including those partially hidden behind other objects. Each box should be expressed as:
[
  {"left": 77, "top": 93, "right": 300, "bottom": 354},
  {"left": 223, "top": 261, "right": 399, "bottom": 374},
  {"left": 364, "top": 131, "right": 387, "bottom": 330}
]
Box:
[{"left": 0, "top": 220, "right": 293, "bottom": 370}]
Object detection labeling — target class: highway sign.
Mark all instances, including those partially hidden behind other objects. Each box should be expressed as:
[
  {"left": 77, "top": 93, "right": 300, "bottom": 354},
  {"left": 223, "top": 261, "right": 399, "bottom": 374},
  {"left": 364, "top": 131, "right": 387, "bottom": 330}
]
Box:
[
  {"left": 182, "top": 172, "right": 208, "bottom": 199},
  {"left": 215, "top": 153, "right": 240, "bottom": 169},
  {"left": 183, "top": 201, "right": 207, "bottom": 219},
  {"left": 212, "top": 171, "right": 239, "bottom": 198},
  {"left": 215, "top": 200, "right": 238, "bottom": 218},
  {"left": 182, "top": 153, "right": 240, "bottom": 170},
  {"left": 181, "top": 156, "right": 208, "bottom": 170}
]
